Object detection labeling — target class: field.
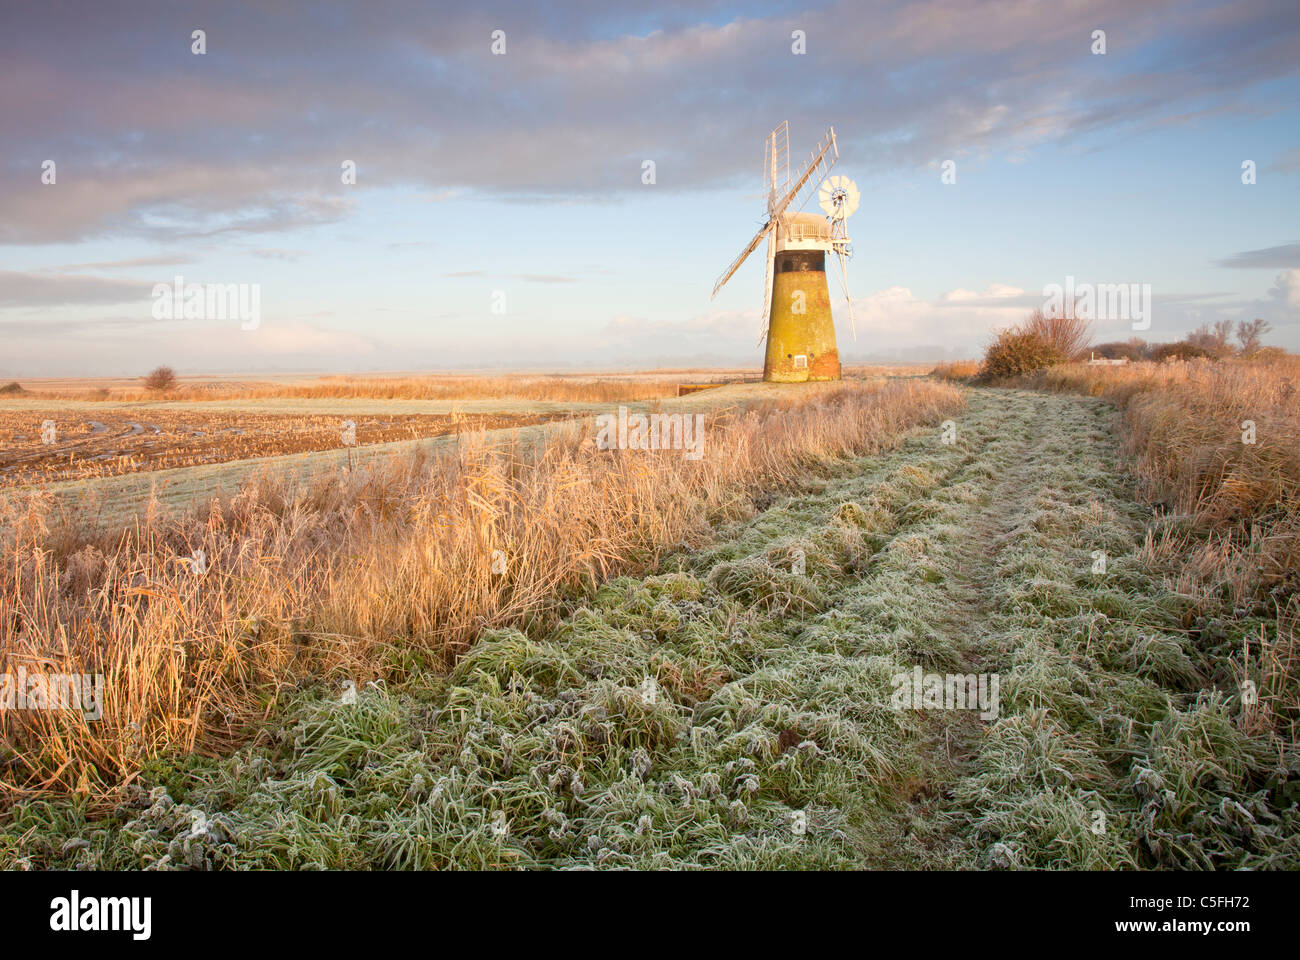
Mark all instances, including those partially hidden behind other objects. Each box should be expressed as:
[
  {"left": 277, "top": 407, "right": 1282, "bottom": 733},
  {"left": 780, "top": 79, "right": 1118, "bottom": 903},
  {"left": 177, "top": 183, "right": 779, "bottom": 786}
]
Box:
[
  {"left": 0, "top": 373, "right": 702, "bottom": 489},
  {"left": 0, "top": 363, "right": 1296, "bottom": 870},
  {"left": 0, "top": 410, "right": 566, "bottom": 487},
  {"left": 3, "top": 367, "right": 928, "bottom": 403}
]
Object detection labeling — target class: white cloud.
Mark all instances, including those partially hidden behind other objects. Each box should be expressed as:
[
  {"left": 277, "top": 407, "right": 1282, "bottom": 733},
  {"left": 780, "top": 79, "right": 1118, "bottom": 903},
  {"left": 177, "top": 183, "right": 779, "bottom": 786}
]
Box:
[
  {"left": 939, "top": 283, "right": 1026, "bottom": 303},
  {"left": 221, "top": 321, "right": 377, "bottom": 357},
  {"left": 849, "top": 284, "right": 1026, "bottom": 351},
  {"left": 1265, "top": 269, "right": 1300, "bottom": 319}
]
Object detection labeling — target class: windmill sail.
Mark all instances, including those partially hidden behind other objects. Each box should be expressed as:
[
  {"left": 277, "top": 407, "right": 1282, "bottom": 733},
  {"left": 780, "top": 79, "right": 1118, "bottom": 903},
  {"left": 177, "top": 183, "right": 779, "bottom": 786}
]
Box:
[
  {"left": 709, "top": 122, "right": 856, "bottom": 383},
  {"left": 765, "top": 121, "right": 789, "bottom": 216},
  {"left": 758, "top": 233, "right": 775, "bottom": 344},
  {"left": 768, "top": 127, "right": 837, "bottom": 228},
  {"left": 711, "top": 125, "right": 838, "bottom": 300},
  {"left": 711, "top": 218, "right": 776, "bottom": 300}
]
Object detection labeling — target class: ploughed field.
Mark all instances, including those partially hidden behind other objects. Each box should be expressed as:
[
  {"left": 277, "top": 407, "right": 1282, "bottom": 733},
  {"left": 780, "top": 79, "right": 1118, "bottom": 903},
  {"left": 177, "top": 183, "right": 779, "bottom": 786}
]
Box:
[{"left": 0, "top": 410, "right": 563, "bottom": 487}]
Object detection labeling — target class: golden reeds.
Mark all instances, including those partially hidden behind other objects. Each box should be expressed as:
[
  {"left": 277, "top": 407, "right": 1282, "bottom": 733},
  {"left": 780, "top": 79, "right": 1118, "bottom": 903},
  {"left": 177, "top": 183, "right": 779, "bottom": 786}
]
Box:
[
  {"left": 0, "top": 379, "right": 962, "bottom": 799},
  {"left": 929, "top": 360, "right": 980, "bottom": 382},
  {"left": 1029, "top": 357, "right": 1300, "bottom": 738},
  {"left": 10, "top": 375, "right": 690, "bottom": 405},
  {"left": 1032, "top": 358, "right": 1300, "bottom": 525}
]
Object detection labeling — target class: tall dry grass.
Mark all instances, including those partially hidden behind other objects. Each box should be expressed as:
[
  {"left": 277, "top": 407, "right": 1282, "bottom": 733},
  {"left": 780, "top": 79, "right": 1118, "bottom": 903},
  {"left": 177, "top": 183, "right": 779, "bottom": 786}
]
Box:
[
  {"left": 222, "top": 375, "right": 687, "bottom": 404},
  {"left": 18, "top": 375, "right": 687, "bottom": 405},
  {"left": 929, "top": 360, "right": 980, "bottom": 382},
  {"left": 0, "top": 379, "right": 962, "bottom": 799},
  {"left": 1028, "top": 356, "right": 1300, "bottom": 736},
  {"left": 1032, "top": 357, "right": 1300, "bottom": 525}
]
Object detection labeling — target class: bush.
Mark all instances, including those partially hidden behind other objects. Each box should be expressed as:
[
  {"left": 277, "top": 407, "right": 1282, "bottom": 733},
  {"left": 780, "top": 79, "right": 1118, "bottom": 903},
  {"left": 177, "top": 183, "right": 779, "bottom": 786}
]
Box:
[
  {"left": 143, "top": 366, "right": 178, "bottom": 392},
  {"left": 1149, "top": 341, "right": 1210, "bottom": 362},
  {"left": 981, "top": 329, "right": 1066, "bottom": 379},
  {"left": 0, "top": 381, "right": 23, "bottom": 395},
  {"left": 1025, "top": 309, "right": 1092, "bottom": 361},
  {"left": 1187, "top": 320, "right": 1235, "bottom": 359},
  {"left": 1091, "top": 341, "right": 1144, "bottom": 362},
  {"left": 1252, "top": 346, "right": 1289, "bottom": 364}
]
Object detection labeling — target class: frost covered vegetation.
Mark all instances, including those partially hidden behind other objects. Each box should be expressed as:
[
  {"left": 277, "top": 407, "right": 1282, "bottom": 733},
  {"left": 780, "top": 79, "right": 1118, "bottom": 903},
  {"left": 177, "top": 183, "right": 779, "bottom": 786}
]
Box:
[
  {"left": 3, "top": 386, "right": 1295, "bottom": 869},
  {"left": 0, "top": 379, "right": 960, "bottom": 796},
  {"left": 1028, "top": 358, "right": 1299, "bottom": 749}
]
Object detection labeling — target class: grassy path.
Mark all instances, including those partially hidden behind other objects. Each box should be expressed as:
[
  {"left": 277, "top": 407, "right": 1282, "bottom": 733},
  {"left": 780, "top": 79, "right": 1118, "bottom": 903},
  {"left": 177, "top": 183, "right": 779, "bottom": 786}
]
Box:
[{"left": 4, "top": 387, "right": 1295, "bottom": 869}]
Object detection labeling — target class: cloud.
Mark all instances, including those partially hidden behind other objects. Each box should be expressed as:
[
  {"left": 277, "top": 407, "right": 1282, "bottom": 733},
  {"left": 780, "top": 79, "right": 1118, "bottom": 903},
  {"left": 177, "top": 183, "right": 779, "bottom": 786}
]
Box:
[
  {"left": 844, "top": 281, "right": 1300, "bottom": 354},
  {"left": 0, "top": 270, "right": 150, "bottom": 307},
  {"left": 603, "top": 310, "right": 753, "bottom": 340},
  {"left": 1, "top": 317, "right": 378, "bottom": 376},
  {"left": 1128, "top": 272, "right": 1300, "bottom": 342},
  {"left": 938, "top": 283, "right": 1031, "bottom": 305},
  {"left": 597, "top": 283, "right": 1033, "bottom": 362},
  {"left": 227, "top": 321, "right": 377, "bottom": 356},
  {"left": 182, "top": 195, "right": 352, "bottom": 239},
  {"left": 850, "top": 285, "right": 1027, "bottom": 347},
  {"left": 1265, "top": 148, "right": 1300, "bottom": 174},
  {"left": 1266, "top": 269, "right": 1300, "bottom": 317},
  {"left": 3, "top": 0, "right": 1298, "bottom": 244},
  {"left": 443, "top": 271, "right": 577, "bottom": 283},
  {"left": 1215, "top": 243, "right": 1300, "bottom": 269},
  {"left": 599, "top": 277, "right": 1300, "bottom": 361},
  {"left": 251, "top": 248, "right": 309, "bottom": 261},
  {"left": 51, "top": 254, "right": 199, "bottom": 271},
  {"left": 0, "top": 314, "right": 168, "bottom": 336},
  {"left": 512, "top": 274, "right": 577, "bottom": 284}
]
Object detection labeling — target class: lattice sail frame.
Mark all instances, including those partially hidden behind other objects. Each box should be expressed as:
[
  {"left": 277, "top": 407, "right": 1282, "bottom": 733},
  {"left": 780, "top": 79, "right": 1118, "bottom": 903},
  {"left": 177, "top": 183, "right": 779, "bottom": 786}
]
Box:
[{"left": 710, "top": 124, "right": 839, "bottom": 302}]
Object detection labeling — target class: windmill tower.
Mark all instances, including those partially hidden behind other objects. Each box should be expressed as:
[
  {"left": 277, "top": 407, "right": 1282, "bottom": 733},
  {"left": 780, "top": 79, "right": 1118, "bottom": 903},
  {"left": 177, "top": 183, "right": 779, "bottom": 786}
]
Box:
[{"left": 711, "top": 123, "right": 861, "bottom": 382}]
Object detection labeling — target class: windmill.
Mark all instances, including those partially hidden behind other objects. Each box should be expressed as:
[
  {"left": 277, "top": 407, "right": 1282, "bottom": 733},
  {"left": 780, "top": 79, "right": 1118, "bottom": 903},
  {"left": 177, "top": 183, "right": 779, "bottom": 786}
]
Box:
[{"left": 711, "top": 122, "right": 860, "bottom": 382}]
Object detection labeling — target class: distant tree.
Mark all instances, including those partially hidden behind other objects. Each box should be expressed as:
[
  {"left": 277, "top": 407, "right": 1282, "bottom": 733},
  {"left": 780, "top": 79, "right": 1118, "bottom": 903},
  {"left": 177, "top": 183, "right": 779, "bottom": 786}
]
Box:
[
  {"left": 0, "top": 381, "right": 23, "bottom": 394},
  {"left": 1187, "top": 319, "right": 1235, "bottom": 358},
  {"left": 1126, "top": 337, "right": 1151, "bottom": 360},
  {"left": 1236, "top": 318, "right": 1272, "bottom": 357},
  {"left": 1092, "top": 341, "right": 1143, "bottom": 361},
  {"left": 1150, "top": 340, "right": 1210, "bottom": 362},
  {"left": 143, "top": 366, "right": 178, "bottom": 392},
  {"left": 1212, "top": 318, "right": 1235, "bottom": 351}
]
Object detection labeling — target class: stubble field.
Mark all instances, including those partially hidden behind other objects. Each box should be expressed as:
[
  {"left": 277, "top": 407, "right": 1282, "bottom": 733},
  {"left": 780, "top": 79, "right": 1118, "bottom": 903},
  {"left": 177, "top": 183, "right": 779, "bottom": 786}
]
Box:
[{"left": 0, "top": 410, "right": 565, "bottom": 487}]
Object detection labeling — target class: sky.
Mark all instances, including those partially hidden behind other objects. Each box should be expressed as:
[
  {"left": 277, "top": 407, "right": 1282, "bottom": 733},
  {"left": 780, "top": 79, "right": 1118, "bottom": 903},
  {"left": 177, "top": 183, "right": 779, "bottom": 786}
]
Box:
[{"left": 1, "top": 0, "right": 1298, "bottom": 377}]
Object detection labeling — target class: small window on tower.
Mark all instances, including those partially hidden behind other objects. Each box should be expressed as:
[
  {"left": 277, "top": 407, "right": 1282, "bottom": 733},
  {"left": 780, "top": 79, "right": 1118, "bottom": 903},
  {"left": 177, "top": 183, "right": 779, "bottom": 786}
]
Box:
[{"left": 793, "top": 355, "right": 808, "bottom": 370}]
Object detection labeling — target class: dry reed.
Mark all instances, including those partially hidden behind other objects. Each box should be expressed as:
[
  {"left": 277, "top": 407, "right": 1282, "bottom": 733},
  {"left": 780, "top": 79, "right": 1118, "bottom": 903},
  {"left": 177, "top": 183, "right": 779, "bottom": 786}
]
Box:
[
  {"left": 1027, "top": 357, "right": 1300, "bottom": 738},
  {"left": 13, "top": 376, "right": 686, "bottom": 405},
  {"left": 0, "top": 379, "right": 963, "bottom": 799}
]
